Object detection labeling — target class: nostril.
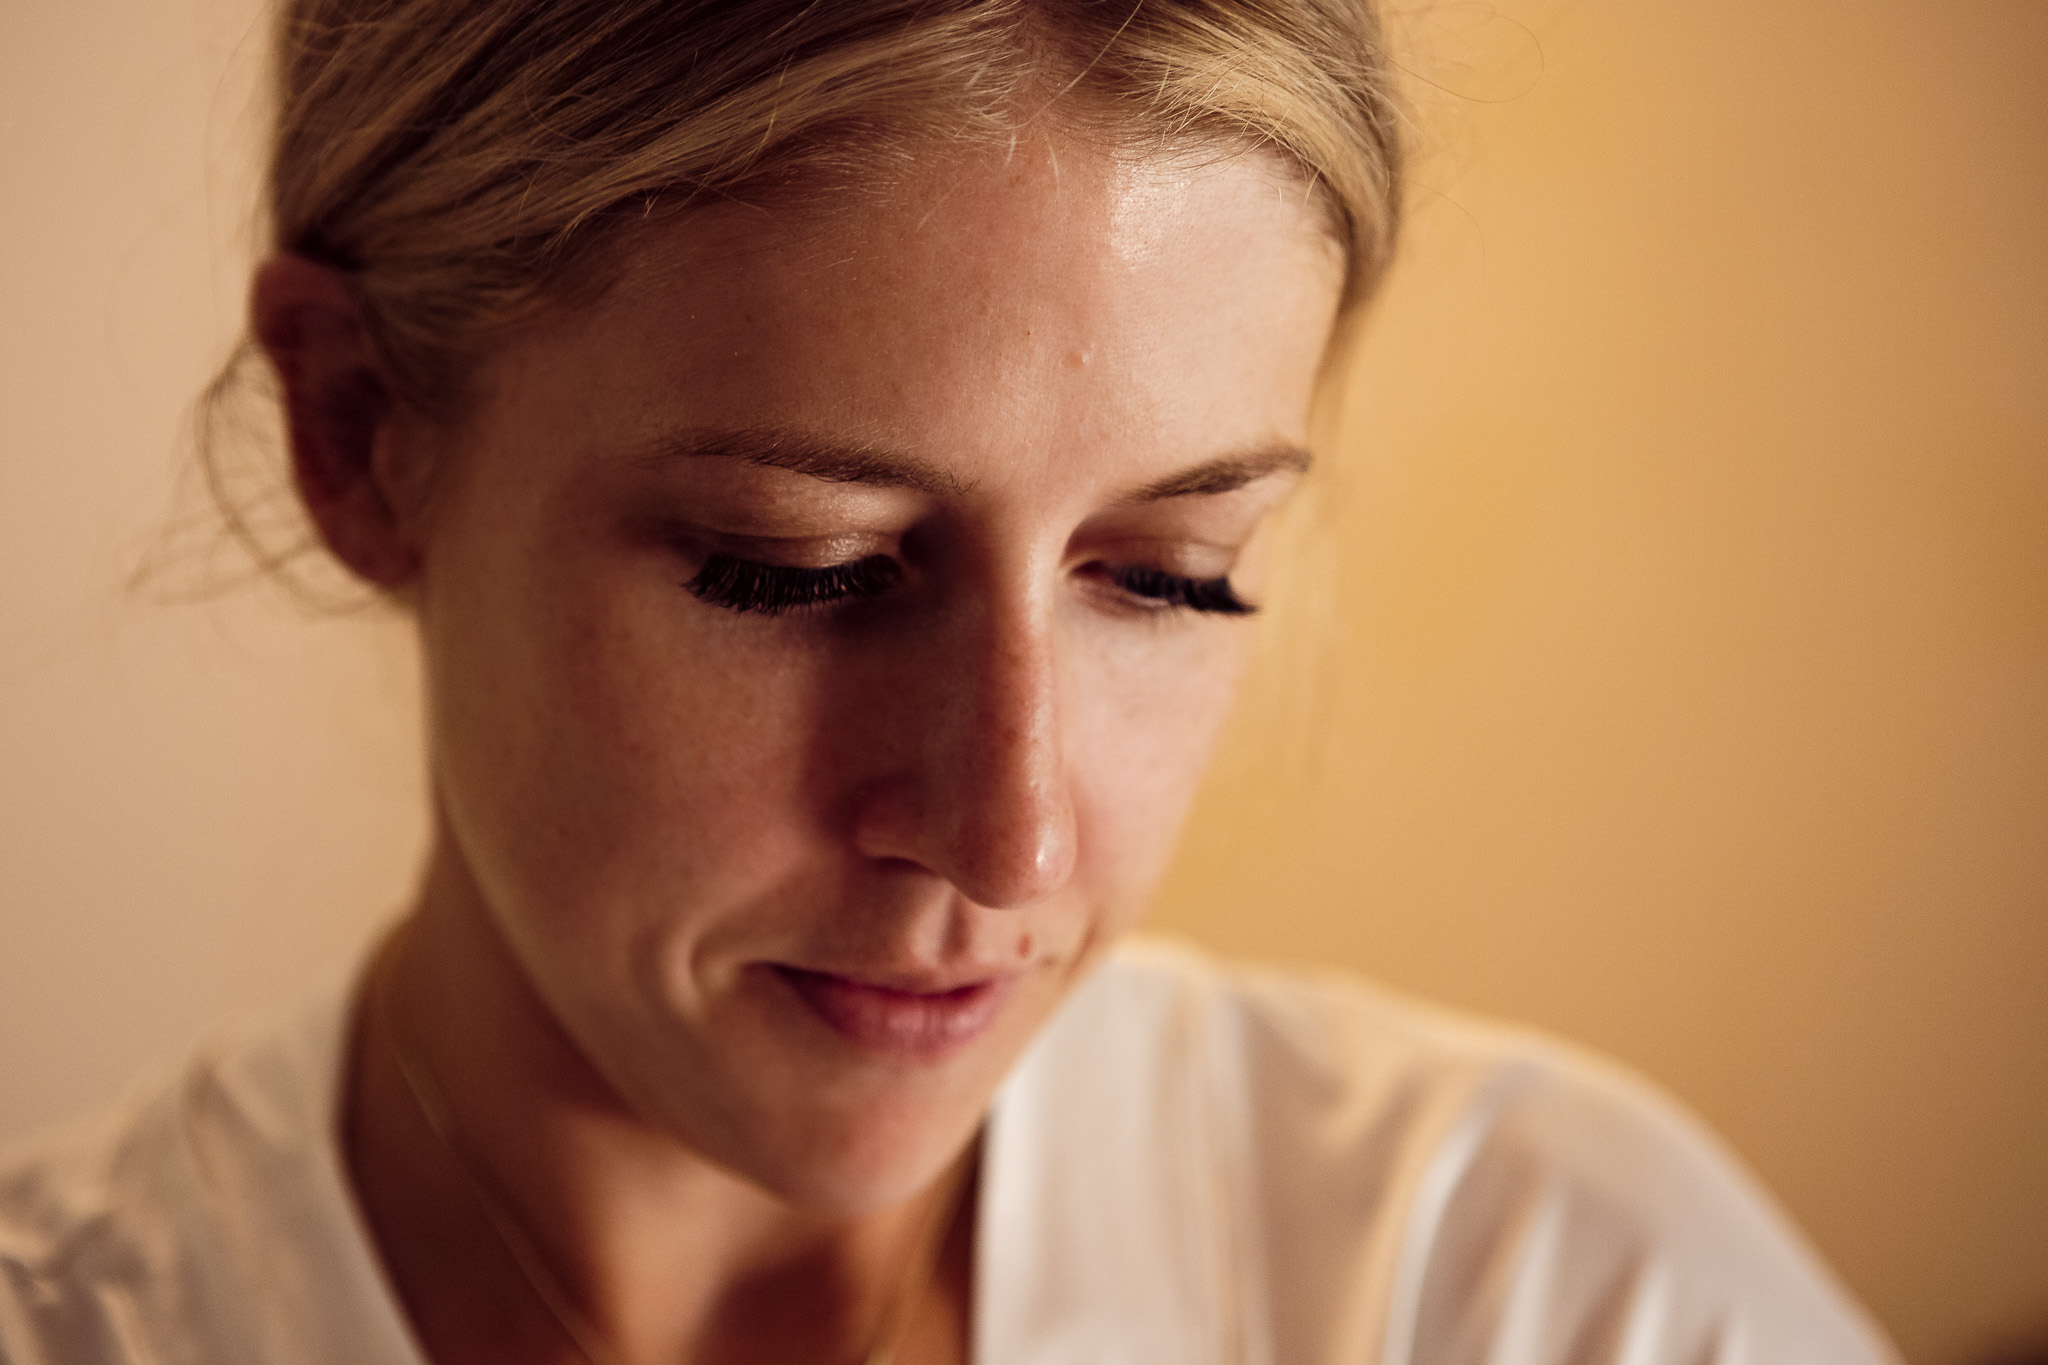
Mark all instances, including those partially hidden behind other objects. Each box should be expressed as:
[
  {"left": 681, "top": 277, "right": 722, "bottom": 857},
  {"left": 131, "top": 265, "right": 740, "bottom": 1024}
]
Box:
[{"left": 848, "top": 775, "right": 927, "bottom": 866}]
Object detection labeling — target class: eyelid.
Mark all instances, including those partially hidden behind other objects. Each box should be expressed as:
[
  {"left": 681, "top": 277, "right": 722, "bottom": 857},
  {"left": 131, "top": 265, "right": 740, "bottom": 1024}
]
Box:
[
  {"left": 1069, "top": 534, "right": 1246, "bottom": 583},
  {"left": 704, "top": 530, "right": 886, "bottom": 568},
  {"left": 643, "top": 506, "right": 892, "bottom": 572},
  {"left": 1075, "top": 489, "right": 1276, "bottom": 553}
]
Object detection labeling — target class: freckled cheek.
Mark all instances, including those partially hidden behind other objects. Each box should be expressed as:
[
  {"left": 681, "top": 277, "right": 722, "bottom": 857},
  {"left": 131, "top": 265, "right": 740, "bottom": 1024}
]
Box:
[{"left": 491, "top": 603, "right": 834, "bottom": 912}]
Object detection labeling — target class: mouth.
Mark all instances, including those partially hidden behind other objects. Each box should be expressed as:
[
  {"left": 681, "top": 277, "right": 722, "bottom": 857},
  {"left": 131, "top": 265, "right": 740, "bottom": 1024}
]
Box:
[{"left": 771, "top": 964, "right": 1015, "bottom": 1060}]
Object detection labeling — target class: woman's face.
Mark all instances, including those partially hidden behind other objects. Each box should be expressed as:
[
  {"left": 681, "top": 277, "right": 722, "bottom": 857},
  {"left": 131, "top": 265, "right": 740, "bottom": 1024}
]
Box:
[{"left": 407, "top": 133, "right": 1343, "bottom": 1213}]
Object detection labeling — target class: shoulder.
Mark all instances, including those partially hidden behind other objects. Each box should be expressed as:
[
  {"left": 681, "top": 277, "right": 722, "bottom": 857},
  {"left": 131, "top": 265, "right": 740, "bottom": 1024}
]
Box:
[
  {"left": 1026, "top": 937, "right": 1901, "bottom": 1365},
  {"left": 0, "top": 975, "right": 419, "bottom": 1365},
  {"left": 0, "top": 1058, "right": 217, "bottom": 1364}
]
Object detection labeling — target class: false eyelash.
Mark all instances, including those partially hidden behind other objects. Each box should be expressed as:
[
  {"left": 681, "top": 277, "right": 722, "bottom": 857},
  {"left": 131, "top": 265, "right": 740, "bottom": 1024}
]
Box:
[
  {"left": 686, "top": 554, "right": 1252, "bottom": 618},
  {"left": 686, "top": 553, "right": 901, "bottom": 615},
  {"left": 1111, "top": 566, "right": 1256, "bottom": 615}
]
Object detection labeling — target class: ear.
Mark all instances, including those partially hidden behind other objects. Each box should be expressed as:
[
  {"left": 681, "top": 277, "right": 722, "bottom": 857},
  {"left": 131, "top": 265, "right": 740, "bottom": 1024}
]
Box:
[{"left": 251, "top": 254, "right": 423, "bottom": 589}]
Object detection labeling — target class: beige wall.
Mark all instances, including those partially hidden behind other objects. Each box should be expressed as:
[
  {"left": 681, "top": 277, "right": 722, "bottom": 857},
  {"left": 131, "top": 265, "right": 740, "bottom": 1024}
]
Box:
[
  {"left": 0, "top": 0, "right": 428, "bottom": 1144},
  {"left": 2, "top": 4, "right": 2041, "bottom": 1363}
]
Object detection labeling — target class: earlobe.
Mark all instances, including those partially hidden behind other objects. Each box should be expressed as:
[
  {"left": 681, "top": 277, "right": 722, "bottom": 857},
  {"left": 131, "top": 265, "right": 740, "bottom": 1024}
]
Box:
[{"left": 251, "top": 253, "right": 422, "bottom": 590}]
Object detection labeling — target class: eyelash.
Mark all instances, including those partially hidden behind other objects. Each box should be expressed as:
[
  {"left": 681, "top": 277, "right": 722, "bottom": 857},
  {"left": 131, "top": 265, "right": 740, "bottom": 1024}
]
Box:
[
  {"left": 684, "top": 555, "right": 1254, "bottom": 617},
  {"left": 686, "top": 554, "right": 902, "bottom": 616},
  {"left": 1110, "top": 566, "right": 1255, "bottom": 616}
]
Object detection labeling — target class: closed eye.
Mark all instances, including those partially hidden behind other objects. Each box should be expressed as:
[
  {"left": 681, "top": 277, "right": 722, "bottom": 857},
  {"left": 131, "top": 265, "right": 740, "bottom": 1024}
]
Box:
[
  {"left": 685, "top": 555, "right": 1253, "bottom": 618},
  {"left": 1109, "top": 566, "right": 1255, "bottom": 615},
  {"left": 686, "top": 553, "right": 900, "bottom": 615}
]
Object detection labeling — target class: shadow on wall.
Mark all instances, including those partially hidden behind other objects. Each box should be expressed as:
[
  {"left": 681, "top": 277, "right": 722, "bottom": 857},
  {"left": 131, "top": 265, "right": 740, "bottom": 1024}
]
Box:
[{"left": 1980, "top": 1336, "right": 2048, "bottom": 1365}]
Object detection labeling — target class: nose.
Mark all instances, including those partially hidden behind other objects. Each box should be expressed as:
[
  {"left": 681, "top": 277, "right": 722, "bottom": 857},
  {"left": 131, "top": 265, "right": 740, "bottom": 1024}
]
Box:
[{"left": 851, "top": 596, "right": 1077, "bottom": 909}]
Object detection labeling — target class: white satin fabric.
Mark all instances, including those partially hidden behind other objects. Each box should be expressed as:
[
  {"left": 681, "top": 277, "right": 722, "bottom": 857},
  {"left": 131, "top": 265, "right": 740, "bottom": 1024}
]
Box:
[{"left": 0, "top": 937, "right": 1899, "bottom": 1365}]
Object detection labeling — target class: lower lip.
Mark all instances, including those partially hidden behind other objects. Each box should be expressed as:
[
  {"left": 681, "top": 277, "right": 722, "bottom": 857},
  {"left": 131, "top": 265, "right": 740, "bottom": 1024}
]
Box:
[{"left": 774, "top": 967, "right": 1012, "bottom": 1059}]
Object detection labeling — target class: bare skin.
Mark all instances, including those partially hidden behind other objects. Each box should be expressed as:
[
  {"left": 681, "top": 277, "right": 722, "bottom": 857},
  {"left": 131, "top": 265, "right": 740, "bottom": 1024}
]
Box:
[
  {"left": 257, "top": 129, "right": 1342, "bottom": 1364},
  {"left": 347, "top": 892, "right": 974, "bottom": 1365}
]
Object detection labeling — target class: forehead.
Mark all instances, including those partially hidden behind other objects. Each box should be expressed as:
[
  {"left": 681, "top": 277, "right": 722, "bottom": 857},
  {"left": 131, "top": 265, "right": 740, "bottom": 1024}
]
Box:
[
  {"left": 487, "top": 132, "right": 1343, "bottom": 493},
  {"left": 748, "top": 131, "right": 1338, "bottom": 286}
]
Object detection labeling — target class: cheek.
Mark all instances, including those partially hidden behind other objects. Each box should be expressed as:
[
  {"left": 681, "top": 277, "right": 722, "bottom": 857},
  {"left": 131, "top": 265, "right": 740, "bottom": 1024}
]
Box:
[
  {"left": 1067, "top": 623, "right": 1251, "bottom": 905},
  {"left": 424, "top": 535, "right": 837, "bottom": 942}
]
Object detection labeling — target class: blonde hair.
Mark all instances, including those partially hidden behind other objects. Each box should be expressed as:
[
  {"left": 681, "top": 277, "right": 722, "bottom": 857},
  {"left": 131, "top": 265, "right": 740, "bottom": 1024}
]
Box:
[{"left": 203, "top": 0, "right": 1403, "bottom": 581}]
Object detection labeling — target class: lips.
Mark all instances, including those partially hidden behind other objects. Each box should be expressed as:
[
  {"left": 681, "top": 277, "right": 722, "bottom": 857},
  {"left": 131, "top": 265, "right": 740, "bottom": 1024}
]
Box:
[{"left": 773, "top": 965, "right": 1014, "bottom": 1059}]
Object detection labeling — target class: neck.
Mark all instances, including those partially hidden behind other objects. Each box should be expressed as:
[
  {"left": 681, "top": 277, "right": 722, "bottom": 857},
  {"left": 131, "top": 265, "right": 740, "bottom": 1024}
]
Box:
[{"left": 341, "top": 838, "right": 972, "bottom": 1365}]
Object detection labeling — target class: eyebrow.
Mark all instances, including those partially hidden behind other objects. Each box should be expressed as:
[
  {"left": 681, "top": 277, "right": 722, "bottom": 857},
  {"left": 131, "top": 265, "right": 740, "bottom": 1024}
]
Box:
[
  {"left": 632, "top": 425, "right": 1310, "bottom": 502},
  {"left": 632, "top": 426, "right": 967, "bottom": 495},
  {"left": 1117, "top": 444, "right": 1313, "bottom": 503}
]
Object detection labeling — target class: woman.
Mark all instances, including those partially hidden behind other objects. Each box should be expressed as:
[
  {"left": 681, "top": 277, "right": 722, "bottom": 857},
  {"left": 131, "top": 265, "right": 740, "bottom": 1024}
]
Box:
[{"left": 0, "top": 2, "right": 1900, "bottom": 1362}]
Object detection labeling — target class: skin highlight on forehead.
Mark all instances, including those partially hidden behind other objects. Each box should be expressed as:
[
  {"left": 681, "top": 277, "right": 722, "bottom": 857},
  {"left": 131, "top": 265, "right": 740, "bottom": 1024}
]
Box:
[{"left": 607, "top": 127, "right": 1343, "bottom": 324}]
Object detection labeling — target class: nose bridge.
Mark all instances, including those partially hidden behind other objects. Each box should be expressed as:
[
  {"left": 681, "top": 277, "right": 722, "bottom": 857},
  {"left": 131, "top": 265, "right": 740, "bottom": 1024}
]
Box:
[{"left": 926, "top": 584, "right": 1076, "bottom": 909}]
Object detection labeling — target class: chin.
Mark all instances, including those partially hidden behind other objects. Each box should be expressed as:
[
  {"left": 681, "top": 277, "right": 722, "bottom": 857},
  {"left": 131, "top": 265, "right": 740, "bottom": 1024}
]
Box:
[
  {"left": 723, "top": 1087, "right": 985, "bottom": 1217},
  {"left": 604, "top": 926, "right": 1099, "bottom": 1213},
  {"left": 740, "top": 1020, "right": 1022, "bottom": 1215}
]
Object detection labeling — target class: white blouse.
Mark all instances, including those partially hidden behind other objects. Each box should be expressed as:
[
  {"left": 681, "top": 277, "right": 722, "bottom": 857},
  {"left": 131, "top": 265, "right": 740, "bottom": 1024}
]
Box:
[{"left": 0, "top": 937, "right": 1899, "bottom": 1364}]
